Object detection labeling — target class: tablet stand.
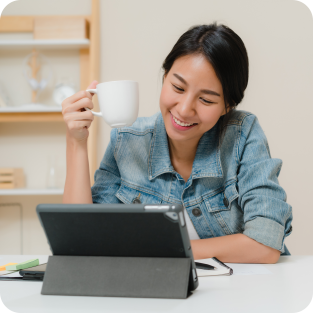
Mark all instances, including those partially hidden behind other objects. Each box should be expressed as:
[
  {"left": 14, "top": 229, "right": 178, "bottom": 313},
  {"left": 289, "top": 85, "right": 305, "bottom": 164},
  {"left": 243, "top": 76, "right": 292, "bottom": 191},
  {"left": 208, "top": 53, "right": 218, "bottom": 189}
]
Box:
[{"left": 41, "top": 255, "right": 194, "bottom": 299}]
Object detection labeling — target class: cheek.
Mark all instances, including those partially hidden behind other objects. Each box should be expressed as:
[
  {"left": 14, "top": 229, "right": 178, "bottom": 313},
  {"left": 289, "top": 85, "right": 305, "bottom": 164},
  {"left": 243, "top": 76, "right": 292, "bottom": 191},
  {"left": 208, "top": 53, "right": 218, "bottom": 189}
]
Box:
[
  {"left": 198, "top": 106, "right": 224, "bottom": 126},
  {"left": 160, "top": 85, "right": 177, "bottom": 110}
]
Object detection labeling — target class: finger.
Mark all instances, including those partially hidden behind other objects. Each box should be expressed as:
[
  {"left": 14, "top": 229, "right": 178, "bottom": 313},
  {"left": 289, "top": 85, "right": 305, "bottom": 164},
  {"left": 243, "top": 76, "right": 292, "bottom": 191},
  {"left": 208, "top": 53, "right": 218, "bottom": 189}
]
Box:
[
  {"left": 63, "top": 97, "right": 93, "bottom": 113},
  {"left": 74, "top": 120, "right": 92, "bottom": 130},
  {"left": 63, "top": 90, "right": 92, "bottom": 108},
  {"left": 63, "top": 110, "right": 94, "bottom": 123},
  {"left": 87, "top": 80, "right": 98, "bottom": 90},
  {"left": 85, "top": 80, "right": 98, "bottom": 98},
  {"left": 67, "top": 120, "right": 92, "bottom": 131}
]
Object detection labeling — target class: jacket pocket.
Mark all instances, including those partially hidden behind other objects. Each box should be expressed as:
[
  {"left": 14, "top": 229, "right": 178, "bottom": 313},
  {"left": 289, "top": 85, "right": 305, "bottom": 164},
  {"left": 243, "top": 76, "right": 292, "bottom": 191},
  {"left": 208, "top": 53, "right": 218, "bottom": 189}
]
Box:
[
  {"left": 115, "top": 183, "right": 162, "bottom": 204},
  {"left": 205, "top": 183, "right": 239, "bottom": 212},
  {"left": 203, "top": 183, "right": 243, "bottom": 235}
]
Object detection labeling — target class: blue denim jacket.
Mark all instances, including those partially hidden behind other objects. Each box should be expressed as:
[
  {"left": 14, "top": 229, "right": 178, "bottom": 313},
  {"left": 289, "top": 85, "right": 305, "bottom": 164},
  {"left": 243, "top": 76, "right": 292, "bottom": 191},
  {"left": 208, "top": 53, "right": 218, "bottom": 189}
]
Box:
[{"left": 91, "top": 110, "right": 292, "bottom": 255}]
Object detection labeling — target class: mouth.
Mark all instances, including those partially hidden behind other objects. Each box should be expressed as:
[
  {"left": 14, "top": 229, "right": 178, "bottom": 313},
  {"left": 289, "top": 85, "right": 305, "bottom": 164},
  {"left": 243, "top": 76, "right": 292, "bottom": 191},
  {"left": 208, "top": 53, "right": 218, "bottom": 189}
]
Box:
[{"left": 170, "top": 112, "right": 198, "bottom": 131}]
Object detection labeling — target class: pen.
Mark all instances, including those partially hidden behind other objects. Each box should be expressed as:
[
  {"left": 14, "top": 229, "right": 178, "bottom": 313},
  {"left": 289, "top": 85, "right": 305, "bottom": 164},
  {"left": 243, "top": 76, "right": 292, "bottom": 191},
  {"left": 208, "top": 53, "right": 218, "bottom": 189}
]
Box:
[{"left": 195, "top": 262, "right": 217, "bottom": 270}]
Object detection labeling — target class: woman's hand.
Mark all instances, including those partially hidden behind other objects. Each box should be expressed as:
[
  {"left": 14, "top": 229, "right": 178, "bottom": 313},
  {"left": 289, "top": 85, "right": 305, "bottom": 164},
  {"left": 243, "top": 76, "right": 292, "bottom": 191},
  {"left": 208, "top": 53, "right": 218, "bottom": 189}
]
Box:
[
  {"left": 62, "top": 80, "right": 98, "bottom": 143},
  {"left": 190, "top": 234, "right": 281, "bottom": 263}
]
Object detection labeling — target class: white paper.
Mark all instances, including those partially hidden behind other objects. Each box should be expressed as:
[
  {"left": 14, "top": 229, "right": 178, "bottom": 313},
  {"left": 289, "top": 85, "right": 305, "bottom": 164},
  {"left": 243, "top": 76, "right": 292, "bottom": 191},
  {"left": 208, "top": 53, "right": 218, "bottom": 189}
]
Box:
[
  {"left": 1, "top": 271, "right": 22, "bottom": 278},
  {"left": 196, "top": 259, "right": 273, "bottom": 277},
  {"left": 226, "top": 263, "right": 272, "bottom": 275},
  {"left": 196, "top": 258, "right": 231, "bottom": 276},
  {"left": 0, "top": 270, "right": 17, "bottom": 276}
]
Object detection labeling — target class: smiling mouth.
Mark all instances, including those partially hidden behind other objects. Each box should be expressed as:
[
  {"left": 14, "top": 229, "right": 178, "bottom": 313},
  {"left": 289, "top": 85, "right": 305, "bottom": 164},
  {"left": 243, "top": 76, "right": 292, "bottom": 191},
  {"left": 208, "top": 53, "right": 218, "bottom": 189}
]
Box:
[{"left": 170, "top": 112, "right": 198, "bottom": 127}]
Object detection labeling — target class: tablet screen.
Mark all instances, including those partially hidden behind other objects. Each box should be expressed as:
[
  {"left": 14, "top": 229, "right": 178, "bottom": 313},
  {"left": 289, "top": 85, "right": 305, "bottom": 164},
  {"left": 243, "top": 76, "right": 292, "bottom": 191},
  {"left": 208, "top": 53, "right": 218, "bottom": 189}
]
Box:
[{"left": 37, "top": 205, "right": 189, "bottom": 258}]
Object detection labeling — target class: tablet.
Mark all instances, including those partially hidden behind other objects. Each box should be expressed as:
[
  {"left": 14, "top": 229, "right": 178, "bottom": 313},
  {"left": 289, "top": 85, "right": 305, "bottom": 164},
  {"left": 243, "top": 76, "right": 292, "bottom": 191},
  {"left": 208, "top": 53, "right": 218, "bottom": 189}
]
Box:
[
  {"left": 19, "top": 263, "right": 47, "bottom": 280},
  {"left": 36, "top": 203, "right": 198, "bottom": 291}
]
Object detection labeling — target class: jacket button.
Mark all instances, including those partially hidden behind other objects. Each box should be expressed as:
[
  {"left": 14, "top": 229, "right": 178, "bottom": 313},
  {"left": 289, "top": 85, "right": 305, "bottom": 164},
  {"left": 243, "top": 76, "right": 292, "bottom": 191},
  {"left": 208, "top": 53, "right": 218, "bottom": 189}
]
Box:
[
  {"left": 223, "top": 197, "right": 229, "bottom": 208},
  {"left": 132, "top": 198, "right": 141, "bottom": 204},
  {"left": 132, "top": 193, "right": 141, "bottom": 204},
  {"left": 192, "top": 208, "right": 202, "bottom": 217}
]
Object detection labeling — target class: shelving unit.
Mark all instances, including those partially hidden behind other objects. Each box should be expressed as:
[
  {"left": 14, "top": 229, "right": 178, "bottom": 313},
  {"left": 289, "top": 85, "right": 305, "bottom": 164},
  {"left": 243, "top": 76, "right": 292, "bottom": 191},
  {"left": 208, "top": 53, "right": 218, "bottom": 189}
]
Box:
[
  {"left": 0, "top": 188, "right": 64, "bottom": 196},
  {"left": 0, "top": 0, "right": 100, "bottom": 186},
  {"left": 0, "top": 105, "right": 62, "bottom": 122},
  {"left": 0, "top": 1, "right": 100, "bottom": 255},
  {"left": 0, "top": 39, "right": 90, "bottom": 50},
  {"left": 0, "top": 105, "right": 62, "bottom": 112}
]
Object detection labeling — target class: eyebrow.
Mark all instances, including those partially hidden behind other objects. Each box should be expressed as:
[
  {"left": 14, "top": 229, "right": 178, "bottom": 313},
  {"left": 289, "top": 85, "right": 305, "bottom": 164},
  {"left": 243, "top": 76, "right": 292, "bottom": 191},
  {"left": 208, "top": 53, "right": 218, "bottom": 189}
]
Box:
[{"left": 173, "top": 73, "right": 221, "bottom": 97}]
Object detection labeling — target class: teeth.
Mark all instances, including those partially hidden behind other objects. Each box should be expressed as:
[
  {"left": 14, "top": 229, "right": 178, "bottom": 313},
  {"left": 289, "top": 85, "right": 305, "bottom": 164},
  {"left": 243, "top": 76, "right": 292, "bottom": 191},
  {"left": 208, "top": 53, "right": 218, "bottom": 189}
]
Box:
[{"left": 173, "top": 115, "right": 194, "bottom": 127}]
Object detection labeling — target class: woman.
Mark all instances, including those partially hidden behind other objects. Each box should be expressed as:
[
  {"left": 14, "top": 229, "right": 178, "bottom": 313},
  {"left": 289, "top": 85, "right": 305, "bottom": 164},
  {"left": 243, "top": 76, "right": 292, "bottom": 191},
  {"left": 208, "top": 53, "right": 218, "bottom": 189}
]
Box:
[{"left": 62, "top": 22, "right": 292, "bottom": 263}]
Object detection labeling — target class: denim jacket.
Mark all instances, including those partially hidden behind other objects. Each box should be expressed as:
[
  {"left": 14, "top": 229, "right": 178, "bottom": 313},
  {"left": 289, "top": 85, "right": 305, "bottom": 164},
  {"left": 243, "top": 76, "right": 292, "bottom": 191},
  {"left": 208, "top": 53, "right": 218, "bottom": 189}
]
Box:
[{"left": 91, "top": 110, "right": 293, "bottom": 255}]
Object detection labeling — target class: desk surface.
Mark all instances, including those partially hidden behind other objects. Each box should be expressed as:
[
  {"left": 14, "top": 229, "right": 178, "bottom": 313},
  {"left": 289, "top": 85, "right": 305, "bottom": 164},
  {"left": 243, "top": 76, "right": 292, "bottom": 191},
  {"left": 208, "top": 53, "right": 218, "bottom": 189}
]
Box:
[{"left": 0, "top": 255, "right": 312, "bottom": 313}]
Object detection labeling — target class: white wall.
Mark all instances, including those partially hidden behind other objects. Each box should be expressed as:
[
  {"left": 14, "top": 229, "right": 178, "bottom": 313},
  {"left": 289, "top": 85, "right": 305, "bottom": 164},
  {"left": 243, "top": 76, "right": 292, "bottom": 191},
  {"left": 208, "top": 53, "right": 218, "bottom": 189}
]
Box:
[
  {"left": 97, "top": 0, "right": 313, "bottom": 255},
  {"left": 1, "top": 0, "right": 313, "bottom": 255}
]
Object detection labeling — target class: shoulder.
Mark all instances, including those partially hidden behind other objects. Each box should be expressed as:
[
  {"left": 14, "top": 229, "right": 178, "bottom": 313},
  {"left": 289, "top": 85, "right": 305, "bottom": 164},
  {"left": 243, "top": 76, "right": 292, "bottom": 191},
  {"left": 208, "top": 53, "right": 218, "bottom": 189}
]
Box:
[
  {"left": 222, "top": 109, "right": 268, "bottom": 150},
  {"left": 108, "top": 112, "right": 160, "bottom": 153},
  {"left": 110, "top": 113, "right": 160, "bottom": 177},
  {"left": 227, "top": 110, "right": 270, "bottom": 155},
  {"left": 224, "top": 109, "right": 262, "bottom": 135},
  {"left": 108, "top": 112, "right": 160, "bottom": 145},
  {"left": 117, "top": 112, "right": 160, "bottom": 135},
  {"left": 226, "top": 109, "right": 255, "bottom": 126}
]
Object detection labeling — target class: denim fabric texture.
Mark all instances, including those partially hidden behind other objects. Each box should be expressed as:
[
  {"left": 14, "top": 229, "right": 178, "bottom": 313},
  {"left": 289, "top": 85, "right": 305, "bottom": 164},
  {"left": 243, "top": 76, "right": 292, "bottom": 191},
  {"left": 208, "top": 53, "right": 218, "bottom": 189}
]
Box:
[{"left": 91, "top": 110, "right": 293, "bottom": 255}]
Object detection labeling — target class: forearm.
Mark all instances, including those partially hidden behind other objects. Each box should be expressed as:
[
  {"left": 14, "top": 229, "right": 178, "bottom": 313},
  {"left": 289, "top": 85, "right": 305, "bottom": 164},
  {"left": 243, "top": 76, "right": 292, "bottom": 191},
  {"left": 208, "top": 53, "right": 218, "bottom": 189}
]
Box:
[
  {"left": 63, "top": 133, "right": 93, "bottom": 204},
  {"left": 191, "top": 234, "right": 280, "bottom": 264}
]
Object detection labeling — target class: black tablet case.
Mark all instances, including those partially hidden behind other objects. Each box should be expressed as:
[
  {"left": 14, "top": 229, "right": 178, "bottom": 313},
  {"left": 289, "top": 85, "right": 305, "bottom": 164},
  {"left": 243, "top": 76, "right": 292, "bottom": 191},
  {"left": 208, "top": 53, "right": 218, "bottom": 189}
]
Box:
[
  {"left": 42, "top": 256, "right": 191, "bottom": 298},
  {"left": 37, "top": 204, "right": 198, "bottom": 299}
]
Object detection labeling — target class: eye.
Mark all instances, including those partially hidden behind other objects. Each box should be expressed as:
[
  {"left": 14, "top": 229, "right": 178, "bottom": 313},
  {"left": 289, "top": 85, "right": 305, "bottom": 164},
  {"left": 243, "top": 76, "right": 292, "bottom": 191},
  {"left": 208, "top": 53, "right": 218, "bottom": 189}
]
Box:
[
  {"left": 172, "top": 84, "right": 184, "bottom": 92},
  {"left": 172, "top": 84, "right": 214, "bottom": 104},
  {"left": 200, "top": 97, "right": 214, "bottom": 104}
]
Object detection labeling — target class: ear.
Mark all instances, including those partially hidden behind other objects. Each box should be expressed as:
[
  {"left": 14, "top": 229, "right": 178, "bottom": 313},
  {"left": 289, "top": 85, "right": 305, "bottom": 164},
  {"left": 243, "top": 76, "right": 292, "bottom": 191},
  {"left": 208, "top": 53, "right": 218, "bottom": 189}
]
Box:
[
  {"left": 221, "top": 106, "right": 228, "bottom": 116},
  {"left": 162, "top": 73, "right": 168, "bottom": 84},
  {"left": 221, "top": 101, "right": 232, "bottom": 116}
]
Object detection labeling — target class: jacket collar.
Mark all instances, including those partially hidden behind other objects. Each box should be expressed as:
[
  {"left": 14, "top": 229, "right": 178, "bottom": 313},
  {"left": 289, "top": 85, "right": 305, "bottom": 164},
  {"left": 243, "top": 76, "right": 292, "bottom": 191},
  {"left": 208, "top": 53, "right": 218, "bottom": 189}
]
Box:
[{"left": 148, "top": 112, "right": 223, "bottom": 180}]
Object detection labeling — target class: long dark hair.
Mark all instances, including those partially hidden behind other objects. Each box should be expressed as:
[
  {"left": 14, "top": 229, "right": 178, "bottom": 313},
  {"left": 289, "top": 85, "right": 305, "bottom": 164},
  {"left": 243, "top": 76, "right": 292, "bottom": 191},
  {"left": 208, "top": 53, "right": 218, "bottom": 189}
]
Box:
[{"left": 162, "top": 22, "right": 249, "bottom": 142}]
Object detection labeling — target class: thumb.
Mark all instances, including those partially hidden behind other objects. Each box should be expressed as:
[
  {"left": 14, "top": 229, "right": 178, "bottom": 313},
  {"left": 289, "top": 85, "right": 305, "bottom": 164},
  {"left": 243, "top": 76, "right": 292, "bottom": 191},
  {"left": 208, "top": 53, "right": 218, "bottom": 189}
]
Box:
[{"left": 87, "top": 80, "right": 98, "bottom": 90}]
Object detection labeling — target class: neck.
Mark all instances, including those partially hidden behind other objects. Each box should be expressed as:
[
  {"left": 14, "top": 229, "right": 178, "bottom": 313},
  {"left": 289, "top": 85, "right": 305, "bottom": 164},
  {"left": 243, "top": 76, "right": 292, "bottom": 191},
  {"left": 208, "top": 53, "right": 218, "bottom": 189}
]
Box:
[{"left": 168, "top": 136, "right": 199, "bottom": 164}]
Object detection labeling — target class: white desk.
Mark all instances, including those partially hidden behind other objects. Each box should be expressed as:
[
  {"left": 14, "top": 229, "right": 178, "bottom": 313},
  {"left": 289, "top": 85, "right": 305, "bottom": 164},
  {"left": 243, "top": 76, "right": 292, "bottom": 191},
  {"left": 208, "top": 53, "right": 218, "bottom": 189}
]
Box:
[{"left": 0, "top": 255, "right": 312, "bottom": 313}]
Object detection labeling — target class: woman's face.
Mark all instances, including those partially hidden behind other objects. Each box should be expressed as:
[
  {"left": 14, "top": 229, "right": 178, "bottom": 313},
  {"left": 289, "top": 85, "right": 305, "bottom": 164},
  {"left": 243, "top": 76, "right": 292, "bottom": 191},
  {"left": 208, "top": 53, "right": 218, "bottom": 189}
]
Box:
[{"left": 160, "top": 54, "right": 226, "bottom": 145}]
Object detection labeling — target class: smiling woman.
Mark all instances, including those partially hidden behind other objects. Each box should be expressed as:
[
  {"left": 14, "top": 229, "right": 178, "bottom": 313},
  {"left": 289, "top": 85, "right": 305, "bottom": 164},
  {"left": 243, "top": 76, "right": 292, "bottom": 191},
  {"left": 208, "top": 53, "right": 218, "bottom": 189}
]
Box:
[
  {"left": 161, "top": 23, "right": 249, "bottom": 143},
  {"left": 63, "top": 22, "right": 293, "bottom": 264},
  {"left": 159, "top": 23, "right": 248, "bottom": 186}
]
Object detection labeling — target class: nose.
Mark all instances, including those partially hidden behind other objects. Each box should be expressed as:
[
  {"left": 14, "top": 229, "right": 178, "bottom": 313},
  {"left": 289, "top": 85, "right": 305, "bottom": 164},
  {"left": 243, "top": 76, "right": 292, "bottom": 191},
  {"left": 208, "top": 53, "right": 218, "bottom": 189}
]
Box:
[{"left": 176, "top": 95, "right": 196, "bottom": 119}]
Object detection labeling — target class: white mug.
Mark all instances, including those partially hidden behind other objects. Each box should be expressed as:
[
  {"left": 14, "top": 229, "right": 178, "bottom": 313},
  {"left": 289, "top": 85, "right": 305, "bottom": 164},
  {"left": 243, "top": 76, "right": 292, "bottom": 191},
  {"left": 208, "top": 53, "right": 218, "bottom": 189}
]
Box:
[{"left": 85, "top": 80, "right": 139, "bottom": 128}]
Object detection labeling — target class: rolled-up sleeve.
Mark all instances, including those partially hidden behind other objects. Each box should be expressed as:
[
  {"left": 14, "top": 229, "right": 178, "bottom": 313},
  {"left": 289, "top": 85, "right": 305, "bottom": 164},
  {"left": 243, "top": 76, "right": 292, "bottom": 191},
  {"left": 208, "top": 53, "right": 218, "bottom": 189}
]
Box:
[
  {"left": 237, "top": 115, "right": 292, "bottom": 253},
  {"left": 91, "top": 128, "right": 122, "bottom": 204}
]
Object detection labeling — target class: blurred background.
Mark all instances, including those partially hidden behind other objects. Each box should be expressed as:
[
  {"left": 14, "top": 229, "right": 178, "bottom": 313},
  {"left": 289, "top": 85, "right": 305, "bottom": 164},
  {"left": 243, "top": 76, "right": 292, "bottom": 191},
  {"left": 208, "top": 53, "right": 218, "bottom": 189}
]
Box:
[{"left": 0, "top": 0, "right": 312, "bottom": 255}]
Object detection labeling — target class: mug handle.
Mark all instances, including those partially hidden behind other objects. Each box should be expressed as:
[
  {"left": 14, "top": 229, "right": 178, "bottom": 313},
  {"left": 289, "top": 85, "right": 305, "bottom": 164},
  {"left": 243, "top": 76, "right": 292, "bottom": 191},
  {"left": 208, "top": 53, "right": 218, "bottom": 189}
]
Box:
[{"left": 85, "top": 89, "right": 103, "bottom": 117}]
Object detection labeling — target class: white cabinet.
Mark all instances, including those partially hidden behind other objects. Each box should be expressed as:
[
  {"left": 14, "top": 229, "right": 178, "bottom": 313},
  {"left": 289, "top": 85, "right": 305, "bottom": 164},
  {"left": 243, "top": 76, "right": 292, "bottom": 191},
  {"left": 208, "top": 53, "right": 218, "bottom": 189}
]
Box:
[{"left": 0, "top": 204, "right": 22, "bottom": 254}]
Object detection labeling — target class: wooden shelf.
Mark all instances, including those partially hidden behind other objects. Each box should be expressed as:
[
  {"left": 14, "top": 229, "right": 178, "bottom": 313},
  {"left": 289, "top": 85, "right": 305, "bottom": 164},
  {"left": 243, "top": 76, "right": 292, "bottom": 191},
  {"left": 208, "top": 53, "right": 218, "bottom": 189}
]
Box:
[
  {"left": 0, "top": 39, "right": 90, "bottom": 50},
  {"left": 0, "top": 188, "right": 63, "bottom": 196},
  {"left": 0, "top": 104, "right": 62, "bottom": 112},
  {"left": 0, "top": 112, "right": 63, "bottom": 122}
]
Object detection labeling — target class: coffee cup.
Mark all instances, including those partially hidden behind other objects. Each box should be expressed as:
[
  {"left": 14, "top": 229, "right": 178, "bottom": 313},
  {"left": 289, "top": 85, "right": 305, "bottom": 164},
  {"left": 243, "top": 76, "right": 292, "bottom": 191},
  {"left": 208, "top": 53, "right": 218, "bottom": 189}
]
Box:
[{"left": 85, "top": 80, "right": 139, "bottom": 128}]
